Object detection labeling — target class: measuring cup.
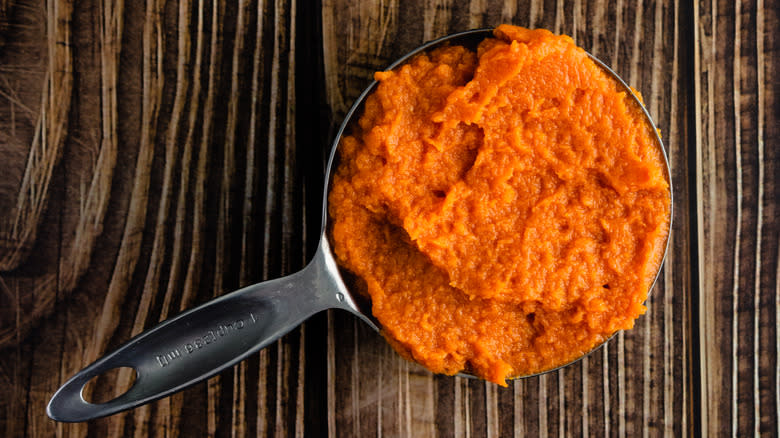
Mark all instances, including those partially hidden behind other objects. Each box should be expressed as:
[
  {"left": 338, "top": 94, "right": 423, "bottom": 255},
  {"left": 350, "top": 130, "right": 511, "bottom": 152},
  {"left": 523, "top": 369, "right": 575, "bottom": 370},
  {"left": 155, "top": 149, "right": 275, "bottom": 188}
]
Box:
[{"left": 47, "top": 28, "right": 672, "bottom": 422}]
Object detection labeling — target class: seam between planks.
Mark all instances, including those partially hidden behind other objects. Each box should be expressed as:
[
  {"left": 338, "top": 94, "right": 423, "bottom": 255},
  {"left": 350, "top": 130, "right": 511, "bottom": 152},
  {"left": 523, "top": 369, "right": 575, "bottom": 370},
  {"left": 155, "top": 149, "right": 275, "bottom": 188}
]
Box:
[
  {"left": 731, "top": 1, "right": 742, "bottom": 435},
  {"left": 753, "top": 0, "right": 765, "bottom": 435}
]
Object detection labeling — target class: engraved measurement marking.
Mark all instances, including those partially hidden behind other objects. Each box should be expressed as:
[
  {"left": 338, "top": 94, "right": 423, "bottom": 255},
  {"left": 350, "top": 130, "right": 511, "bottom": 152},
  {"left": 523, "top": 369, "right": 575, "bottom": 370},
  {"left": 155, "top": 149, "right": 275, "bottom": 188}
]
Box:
[
  {"left": 154, "top": 312, "right": 258, "bottom": 367},
  {"left": 156, "top": 348, "right": 181, "bottom": 367}
]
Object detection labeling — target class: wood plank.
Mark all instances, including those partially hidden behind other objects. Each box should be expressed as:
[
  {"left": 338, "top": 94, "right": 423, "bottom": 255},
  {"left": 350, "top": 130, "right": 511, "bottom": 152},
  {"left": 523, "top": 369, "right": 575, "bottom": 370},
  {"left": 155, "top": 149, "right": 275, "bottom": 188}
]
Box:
[
  {"left": 695, "top": 0, "right": 780, "bottom": 435},
  {"left": 0, "top": 0, "right": 308, "bottom": 435},
  {"left": 320, "top": 1, "right": 695, "bottom": 436}
]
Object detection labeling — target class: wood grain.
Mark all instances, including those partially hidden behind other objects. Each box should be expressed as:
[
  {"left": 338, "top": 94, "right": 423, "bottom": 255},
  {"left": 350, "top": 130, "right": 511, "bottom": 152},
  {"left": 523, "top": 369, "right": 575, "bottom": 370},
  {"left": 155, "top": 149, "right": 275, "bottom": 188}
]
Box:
[
  {"left": 0, "top": 0, "right": 72, "bottom": 271},
  {"left": 0, "top": 0, "right": 776, "bottom": 436},
  {"left": 0, "top": 0, "right": 73, "bottom": 346}
]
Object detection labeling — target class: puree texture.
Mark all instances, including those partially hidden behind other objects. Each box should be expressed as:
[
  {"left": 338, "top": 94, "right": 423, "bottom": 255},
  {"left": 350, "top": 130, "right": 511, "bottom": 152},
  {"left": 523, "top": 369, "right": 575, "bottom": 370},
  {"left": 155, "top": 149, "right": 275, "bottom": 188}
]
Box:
[{"left": 328, "top": 24, "right": 671, "bottom": 385}]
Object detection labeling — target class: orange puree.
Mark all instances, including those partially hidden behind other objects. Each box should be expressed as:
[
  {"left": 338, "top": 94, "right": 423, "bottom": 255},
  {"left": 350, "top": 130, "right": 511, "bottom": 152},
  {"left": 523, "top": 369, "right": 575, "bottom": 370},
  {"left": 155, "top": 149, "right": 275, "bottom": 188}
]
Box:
[{"left": 328, "top": 25, "right": 671, "bottom": 385}]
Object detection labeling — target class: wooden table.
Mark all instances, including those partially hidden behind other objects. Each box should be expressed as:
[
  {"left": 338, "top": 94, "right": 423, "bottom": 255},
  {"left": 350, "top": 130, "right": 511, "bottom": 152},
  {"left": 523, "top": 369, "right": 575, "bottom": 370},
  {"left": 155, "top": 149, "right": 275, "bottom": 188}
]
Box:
[{"left": 0, "top": 0, "right": 777, "bottom": 436}]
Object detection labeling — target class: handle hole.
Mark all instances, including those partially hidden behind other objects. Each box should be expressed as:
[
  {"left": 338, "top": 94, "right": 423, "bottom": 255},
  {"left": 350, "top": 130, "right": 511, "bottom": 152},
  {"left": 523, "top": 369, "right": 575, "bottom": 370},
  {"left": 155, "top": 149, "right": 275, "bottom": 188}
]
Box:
[{"left": 82, "top": 367, "right": 137, "bottom": 404}]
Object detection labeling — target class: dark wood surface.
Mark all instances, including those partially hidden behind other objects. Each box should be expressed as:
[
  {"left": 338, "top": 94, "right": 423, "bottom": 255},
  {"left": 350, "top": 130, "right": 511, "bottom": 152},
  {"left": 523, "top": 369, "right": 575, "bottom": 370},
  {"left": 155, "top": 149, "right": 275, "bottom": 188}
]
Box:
[{"left": 0, "top": 0, "right": 776, "bottom": 436}]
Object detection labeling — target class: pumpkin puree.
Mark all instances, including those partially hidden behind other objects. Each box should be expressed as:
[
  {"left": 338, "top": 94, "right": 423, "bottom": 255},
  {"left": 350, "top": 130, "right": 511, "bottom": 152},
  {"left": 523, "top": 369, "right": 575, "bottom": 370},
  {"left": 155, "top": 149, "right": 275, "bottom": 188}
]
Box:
[{"left": 329, "top": 25, "right": 671, "bottom": 385}]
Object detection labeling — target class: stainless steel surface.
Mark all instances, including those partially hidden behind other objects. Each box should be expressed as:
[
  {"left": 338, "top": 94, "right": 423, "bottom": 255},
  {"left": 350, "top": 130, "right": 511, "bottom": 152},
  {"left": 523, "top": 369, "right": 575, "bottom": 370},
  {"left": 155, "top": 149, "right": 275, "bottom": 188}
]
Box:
[
  {"left": 47, "top": 28, "right": 672, "bottom": 422},
  {"left": 47, "top": 238, "right": 375, "bottom": 422}
]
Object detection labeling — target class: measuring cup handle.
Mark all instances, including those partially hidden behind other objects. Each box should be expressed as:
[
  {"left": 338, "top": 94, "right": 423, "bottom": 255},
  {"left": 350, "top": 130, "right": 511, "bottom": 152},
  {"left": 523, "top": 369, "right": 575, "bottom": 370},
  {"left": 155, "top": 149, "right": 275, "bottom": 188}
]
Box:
[{"left": 47, "top": 245, "right": 347, "bottom": 422}]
